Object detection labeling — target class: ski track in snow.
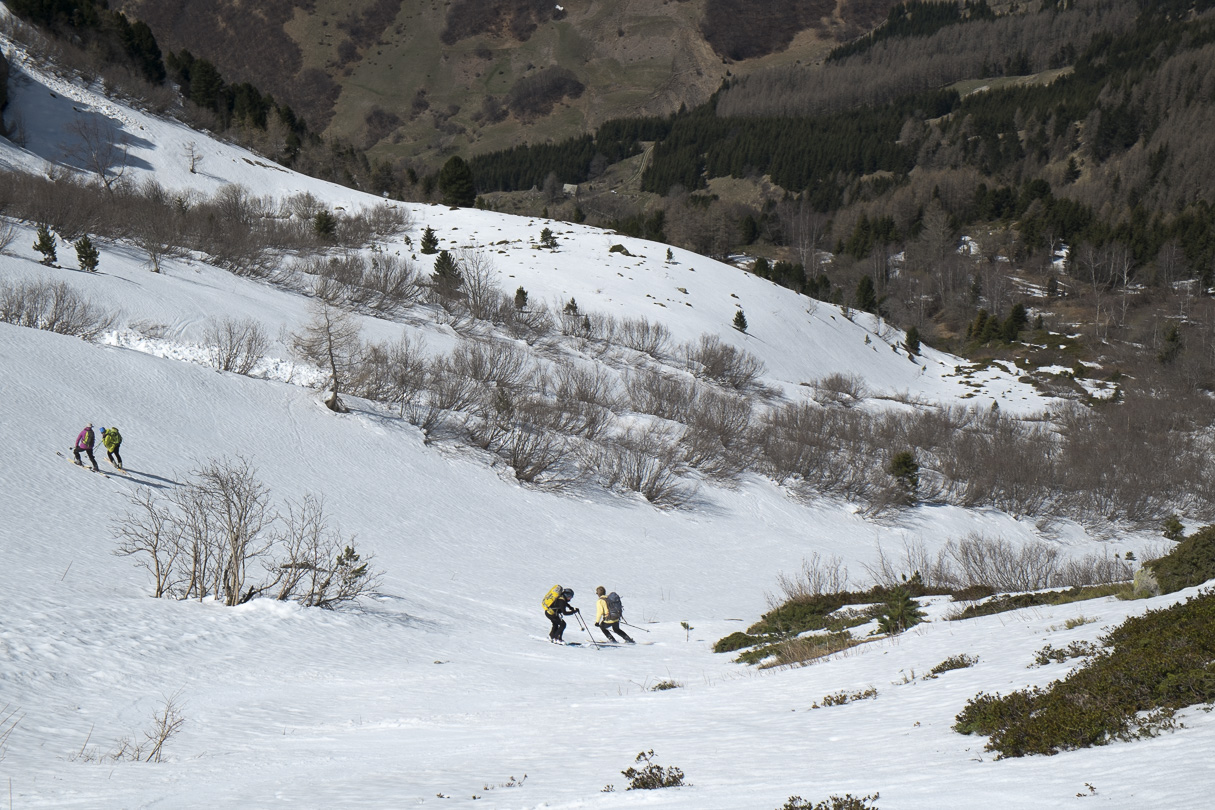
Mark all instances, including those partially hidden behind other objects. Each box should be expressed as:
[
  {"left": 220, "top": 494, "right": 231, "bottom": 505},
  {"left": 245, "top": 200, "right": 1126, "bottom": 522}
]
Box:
[{"left": 0, "top": 16, "right": 1209, "bottom": 808}]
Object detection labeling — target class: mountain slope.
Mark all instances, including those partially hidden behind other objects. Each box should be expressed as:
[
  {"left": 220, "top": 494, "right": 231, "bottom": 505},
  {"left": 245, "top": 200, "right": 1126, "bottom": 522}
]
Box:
[{"left": 1, "top": 23, "right": 1209, "bottom": 810}]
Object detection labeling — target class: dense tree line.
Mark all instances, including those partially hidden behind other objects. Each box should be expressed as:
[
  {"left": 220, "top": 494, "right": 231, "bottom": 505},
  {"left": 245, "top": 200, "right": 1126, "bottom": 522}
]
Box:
[{"left": 828, "top": 0, "right": 994, "bottom": 62}]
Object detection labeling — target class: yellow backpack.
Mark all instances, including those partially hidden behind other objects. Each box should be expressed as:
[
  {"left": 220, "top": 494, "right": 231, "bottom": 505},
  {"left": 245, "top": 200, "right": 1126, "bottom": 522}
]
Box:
[{"left": 541, "top": 584, "right": 564, "bottom": 614}]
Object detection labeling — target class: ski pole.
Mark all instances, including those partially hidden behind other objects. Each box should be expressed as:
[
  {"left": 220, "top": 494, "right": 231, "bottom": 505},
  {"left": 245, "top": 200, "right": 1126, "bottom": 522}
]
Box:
[
  {"left": 574, "top": 609, "right": 601, "bottom": 648},
  {"left": 621, "top": 619, "right": 651, "bottom": 633}
]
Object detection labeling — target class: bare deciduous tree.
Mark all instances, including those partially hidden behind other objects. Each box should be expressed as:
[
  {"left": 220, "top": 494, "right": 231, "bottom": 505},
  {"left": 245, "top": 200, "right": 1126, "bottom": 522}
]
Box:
[
  {"left": 203, "top": 317, "right": 269, "bottom": 376},
  {"left": 292, "top": 302, "right": 363, "bottom": 412},
  {"left": 63, "top": 116, "right": 129, "bottom": 194}
]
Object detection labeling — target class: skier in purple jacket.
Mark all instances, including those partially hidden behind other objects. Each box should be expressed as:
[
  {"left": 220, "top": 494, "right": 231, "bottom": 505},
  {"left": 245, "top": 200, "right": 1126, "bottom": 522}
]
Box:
[{"left": 72, "top": 423, "right": 99, "bottom": 471}]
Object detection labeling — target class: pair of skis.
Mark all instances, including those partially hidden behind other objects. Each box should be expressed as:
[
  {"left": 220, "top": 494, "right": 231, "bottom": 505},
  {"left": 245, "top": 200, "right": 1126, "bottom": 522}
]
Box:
[{"left": 57, "top": 451, "right": 127, "bottom": 477}]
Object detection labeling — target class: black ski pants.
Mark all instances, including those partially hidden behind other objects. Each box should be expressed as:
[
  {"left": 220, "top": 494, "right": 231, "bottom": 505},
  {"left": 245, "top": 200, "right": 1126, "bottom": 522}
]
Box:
[
  {"left": 107, "top": 447, "right": 122, "bottom": 467},
  {"left": 547, "top": 611, "right": 567, "bottom": 641},
  {"left": 598, "top": 620, "right": 633, "bottom": 643},
  {"left": 73, "top": 446, "right": 98, "bottom": 471}
]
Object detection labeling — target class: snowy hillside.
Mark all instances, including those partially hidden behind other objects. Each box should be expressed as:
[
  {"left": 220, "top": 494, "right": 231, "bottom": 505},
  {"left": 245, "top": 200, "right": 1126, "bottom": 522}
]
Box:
[{"left": 1, "top": 21, "right": 1209, "bottom": 810}]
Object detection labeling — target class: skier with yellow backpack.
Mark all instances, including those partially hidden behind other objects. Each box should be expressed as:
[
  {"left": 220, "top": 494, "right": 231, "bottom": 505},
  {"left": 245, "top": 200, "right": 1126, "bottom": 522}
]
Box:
[{"left": 542, "top": 585, "right": 579, "bottom": 643}]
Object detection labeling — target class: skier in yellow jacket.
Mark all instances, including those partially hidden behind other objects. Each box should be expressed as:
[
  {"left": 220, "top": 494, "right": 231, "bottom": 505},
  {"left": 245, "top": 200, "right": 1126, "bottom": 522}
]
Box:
[{"left": 594, "top": 586, "right": 634, "bottom": 643}]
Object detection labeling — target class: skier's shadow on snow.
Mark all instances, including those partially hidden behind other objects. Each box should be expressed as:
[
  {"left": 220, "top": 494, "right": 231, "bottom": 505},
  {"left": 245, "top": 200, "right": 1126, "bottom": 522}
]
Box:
[{"left": 120, "top": 469, "right": 183, "bottom": 490}]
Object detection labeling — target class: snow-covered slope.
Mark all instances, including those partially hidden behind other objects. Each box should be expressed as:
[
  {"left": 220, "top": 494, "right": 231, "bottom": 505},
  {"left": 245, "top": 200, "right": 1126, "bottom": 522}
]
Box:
[{"left": 0, "top": 25, "right": 1206, "bottom": 810}]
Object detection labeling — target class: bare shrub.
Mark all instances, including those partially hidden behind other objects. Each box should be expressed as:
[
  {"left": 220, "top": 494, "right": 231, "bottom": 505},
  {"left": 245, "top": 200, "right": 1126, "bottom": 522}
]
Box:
[
  {"left": 617, "top": 315, "right": 671, "bottom": 357},
  {"left": 272, "top": 495, "right": 381, "bottom": 608},
  {"left": 1053, "top": 550, "right": 1134, "bottom": 588},
  {"left": 503, "top": 296, "right": 553, "bottom": 341},
  {"left": 172, "top": 457, "right": 275, "bottom": 606},
  {"left": 449, "top": 339, "right": 532, "bottom": 392},
  {"left": 592, "top": 425, "right": 690, "bottom": 507},
  {"left": 0, "top": 219, "right": 17, "bottom": 253},
  {"left": 683, "top": 334, "right": 766, "bottom": 390},
  {"left": 363, "top": 252, "right": 422, "bottom": 310},
  {"left": 203, "top": 317, "right": 269, "bottom": 375},
  {"left": 112, "top": 489, "right": 184, "bottom": 598},
  {"left": 426, "top": 354, "right": 481, "bottom": 412},
  {"left": 352, "top": 333, "right": 428, "bottom": 412},
  {"left": 865, "top": 539, "right": 957, "bottom": 590},
  {"left": 498, "top": 427, "right": 573, "bottom": 485},
  {"left": 775, "top": 553, "right": 851, "bottom": 602},
  {"left": 946, "top": 533, "right": 1059, "bottom": 592},
  {"left": 0, "top": 278, "right": 117, "bottom": 341},
  {"left": 625, "top": 369, "right": 698, "bottom": 421},
  {"left": 681, "top": 387, "right": 755, "bottom": 478},
  {"left": 0, "top": 703, "right": 21, "bottom": 764},
  {"left": 459, "top": 248, "right": 504, "bottom": 321},
  {"left": 814, "top": 373, "right": 868, "bottom": 407}
]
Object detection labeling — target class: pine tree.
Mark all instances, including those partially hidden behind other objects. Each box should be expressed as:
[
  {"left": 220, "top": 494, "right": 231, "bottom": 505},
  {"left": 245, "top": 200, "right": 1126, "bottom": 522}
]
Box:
[
  {"left": 313, "top": 210, "right": 337, "bottom": 240},
  {"left": 876, "top": 587, "right": 925, "bottom": 635},
  {"left": 438, "top": 155, "right": 476, "bottom": 207},
  {"left": 889, "top": 450, "right": 919, "bottom": 503},
  {"left": 1158, "top": 324, "right": 1182, "bottom": 364},
  {"left": 420, "top": 226, "right": 439, "bottom": 254},
  {"left": 733, "top": 309, "right": 748, "bottom": 332},
  {"left": 74, "top": 234, "right": 99, "bottom": 272},
  {"left": 1162, "top": 514, "right": 1185, "bottom": 542},
  {"left": 904, "top": 325, "right": 921, "bottom": 355},
  {"left": 33, "top": 225, "right": 57, "bottom": 265},
  {"left": 855, "top": 275, "right": 879, "bottom": 313},
  {"left": 539, "top": 227, "right": 558, "bottom": 249},
  {"left": 431, "top": 250, "right": 463, "bottom": 299},
  {"left": 514, "top": 286, "right": 528, "bottom": 310}
]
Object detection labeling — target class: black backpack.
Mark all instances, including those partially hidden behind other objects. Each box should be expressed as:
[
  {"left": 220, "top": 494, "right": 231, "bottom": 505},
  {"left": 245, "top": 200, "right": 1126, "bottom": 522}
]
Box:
[{"left": 605, "top": 592, "right": 623, "bottom": 621}]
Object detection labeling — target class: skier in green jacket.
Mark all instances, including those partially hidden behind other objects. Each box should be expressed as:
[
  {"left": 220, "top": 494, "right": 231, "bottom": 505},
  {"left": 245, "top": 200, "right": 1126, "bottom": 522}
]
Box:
[{"left": 99, "top": 426, "right": 123, "bottom": 470}]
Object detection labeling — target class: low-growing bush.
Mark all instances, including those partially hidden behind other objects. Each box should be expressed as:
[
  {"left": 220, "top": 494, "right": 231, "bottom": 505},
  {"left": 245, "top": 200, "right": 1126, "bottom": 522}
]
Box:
[
  {"left": 683, "top": 334, "right": 766, "bottom": 390},
  {"left": 1146, "top": 524, "right": 1215, "bottom": 594},
  {"left": 779, "top": 792, "right": 880, "bottom": 809},
  {"left": 612, "top": 750, "right": 686, "bottom": 790},
  {"left": 1032, "top": 640, "right": 1099, "bottom": 666},
  {"left": 927, "top": 654, "right": 978, "bottom": 677},
  {"left": 955, "top": 591, "right": 1215, "bottom": 757},
  {"left": 811, "top": 687, "right": 877, "bottom": 708}
]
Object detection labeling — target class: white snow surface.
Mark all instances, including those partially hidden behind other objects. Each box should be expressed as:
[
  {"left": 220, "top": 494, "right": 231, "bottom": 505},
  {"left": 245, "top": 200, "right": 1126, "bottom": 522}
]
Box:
[{"left": 1, "top": 23, "right": 1210, "bottom": 809}]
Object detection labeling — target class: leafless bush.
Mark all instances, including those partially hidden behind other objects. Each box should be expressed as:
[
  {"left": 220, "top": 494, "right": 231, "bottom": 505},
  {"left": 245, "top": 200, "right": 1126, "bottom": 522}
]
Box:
[
  {"left": 1052, "top": 550, "right": 1134, "bottom": 588},
  {"left": 76, "top": 694, "right": 186, "bottom": 764},
  {"left": 682, "top": 334, "right": 766, "bottom": 390},
  {"left": 681, "top": 387, "right": 755, "bottom": 478},
  {"left": 0, "top": 219, "right": 17, "bottom": 253},
  {"left": 300, "top": 253, "right": 423, "bottom": 312},
  {"left": 865, "top": 539, "right": 958, "bottom": 590},
  {"left": 946, "top": 533, "right": 1059, "bottom": 592},
  {"left": 112, "top": 489, "right": 185, "bottom": 598},
  {"left": 591, "top": 425, "right": 690, "bottom": 507},
  {"left": 459, "top": 249, "right": 504, "bottom": 321},
  {"left": 352, "top": 333, "right": 428, "bottom": 412},
  {"left": 0, "top": 278, "right": 117, "bottom": 341},
  {"left": 617, "top": 315, "right": 671, "bottom": 357},
  {"left": 203, "top": 317, "right": 269, "bottom": 376},
  {"left": 365, "top": 202, "right": 411, "bottom": 236},
  {"left": 171, "top": 457, "right": 275, "bottom": 605},
  {"left": 625, "top": 369, "right": 698, "bottom": 421},
  {"left": 502, "top": 296, "right": 553, "bottom": 342},
  {"left": 814, "top": 373, "right": 868, "bottom": 407},
  {"left": 426, "top": 355, "right": 482, "bottom": 412},
  {"left": 0, "top": 703, "right": 21, "bottom": 764},
  {"left": 449, "top": 339, "right": 533, "bottom": 392},
  {"left": 271, "top": 495, "right": 381, "bottom": 609},
  {"left": 498, "top": 427, "right": 574, "bottom": 485},
  {"left": 774, "top": 553, "right": 851, "bottom": 603},
  {"left": 283, "top": 192, "right": 326, "bottom": 222}
]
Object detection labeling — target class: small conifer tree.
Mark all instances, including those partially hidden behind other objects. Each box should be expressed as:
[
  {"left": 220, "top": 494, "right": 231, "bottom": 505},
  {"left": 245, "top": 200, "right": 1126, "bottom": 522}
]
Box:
[
  {"left": 431, "top": 250, "right": 463, "bottom": 299},
  {"left": 855, "top": 275, "right": 879, "bottom": 313},
  {"left": 1163, "top": 514, "right": 1185, "bottom": 542},
  {"left": 313, "top": 210, "right": 337, "bottom": 240},
  {"left": 420, "top": 226, "right": 439, "bottom": 254},
  {"left": 876, "top": 587, "right": 925, "bottom": 634},
  {"left": 563, "top": 298, "right": 579, "bottom": 316},
  {"left": 540, "top": 227, "right": 558, "bottom": 249},
  {"left": 34, "top": 225, "right": 57, "bottom": 265},
  {"left": 889, "top": 450, "right": 919, "bottom": 503},
  {"left": 514, "top": 286, "right": 528, "bottom": 311},
  {"left": 733, "top": 309, "right": 748, "bottom": 333},
  {"left": 75, "top": 234, "right": 100, "bottom": 272},
  {"left": 904, "top": 325, "right": 921, "bottom": 355}
]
